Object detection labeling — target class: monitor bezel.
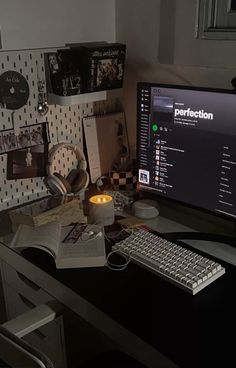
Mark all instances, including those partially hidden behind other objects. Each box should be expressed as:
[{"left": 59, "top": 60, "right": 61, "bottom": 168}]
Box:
[{"left": 136, "top": 82, "right": 236, "bottom": 223}]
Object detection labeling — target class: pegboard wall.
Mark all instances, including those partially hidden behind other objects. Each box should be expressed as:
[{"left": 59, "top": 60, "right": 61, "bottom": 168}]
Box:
[{"left": 0, "top": 48, "right": 119, "bottom": 210}]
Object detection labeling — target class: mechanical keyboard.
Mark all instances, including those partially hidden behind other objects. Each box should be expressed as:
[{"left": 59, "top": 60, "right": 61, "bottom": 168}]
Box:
[{"left": 112, "top": 228, "right": 226, "bottom": 295}]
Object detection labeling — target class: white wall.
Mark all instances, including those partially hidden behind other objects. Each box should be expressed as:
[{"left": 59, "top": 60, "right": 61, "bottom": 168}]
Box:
[
  {"left": 116, "top": 0, "right": 236, "bottom": 149},
  {"left": 174, "top": 0, "right": 236, "bottom": 69},
  {"left": 0, "top": 0, "right": 115, "bottom": 50}
]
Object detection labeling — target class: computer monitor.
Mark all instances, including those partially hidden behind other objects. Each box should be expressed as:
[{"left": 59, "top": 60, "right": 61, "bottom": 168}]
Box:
[{"left": 137, "top": 82, "right": 236, "bottom": 221}]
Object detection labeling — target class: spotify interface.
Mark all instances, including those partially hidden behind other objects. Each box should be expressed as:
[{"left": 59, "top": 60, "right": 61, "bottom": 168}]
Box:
[{"left": 137, "top": 83, "right": 236, "bottom": 219}]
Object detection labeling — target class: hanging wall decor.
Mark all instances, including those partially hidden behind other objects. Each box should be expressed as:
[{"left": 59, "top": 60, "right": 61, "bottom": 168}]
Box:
[
  {"left": 0, "top": 122, "right": 49, "bottom": 154},
  {"left": 0, "top": 70, "right": 30, "bottom": 110},
  {"left": 6, "top": 122, "right": 49, "bottom": 180},
  {"left": 7, "top": 144, "right": 48, "bottom": 180},
  {"left": 0, "top": 48, "right": 117, "bottom": 210}
]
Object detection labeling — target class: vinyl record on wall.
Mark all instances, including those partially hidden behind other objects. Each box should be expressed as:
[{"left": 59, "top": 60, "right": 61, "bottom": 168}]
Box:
[{"left": 0, "top": 71, "right": 30, "bottom": 110}]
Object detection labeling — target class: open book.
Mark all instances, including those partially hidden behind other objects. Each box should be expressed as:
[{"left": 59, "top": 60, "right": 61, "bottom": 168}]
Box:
[{"left": 10, "top": 222, "right": 106, "bottom": 269}]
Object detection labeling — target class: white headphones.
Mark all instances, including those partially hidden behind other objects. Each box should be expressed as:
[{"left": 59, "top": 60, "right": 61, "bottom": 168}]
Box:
[{"left": 44, "top": 142, "right": 89, "bottom": 195}]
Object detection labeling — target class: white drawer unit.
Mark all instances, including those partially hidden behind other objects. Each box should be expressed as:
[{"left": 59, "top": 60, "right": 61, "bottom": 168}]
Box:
[
  {"left": 0, "top": 264, "right": 67, "bottom": 368},
  {"left": 0, "top": 261, "right": 53, "bottom": 306}
]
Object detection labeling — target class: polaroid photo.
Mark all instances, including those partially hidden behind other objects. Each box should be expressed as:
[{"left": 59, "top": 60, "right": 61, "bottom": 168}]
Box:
[
  {"left": 17, "top": 127, "right": 31, "bottom": 149},
  {"left": 30, "top": 124, "right": 44, "bottom": 146},
  {"left": 2, "top": 130, "right": 18, "bottom": 152}
]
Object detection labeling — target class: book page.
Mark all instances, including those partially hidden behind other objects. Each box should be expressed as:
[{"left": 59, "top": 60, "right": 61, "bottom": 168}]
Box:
[
  {"left": 56, "top": 224, "right": 106, "bottom": 268},
  {"left": 58, "top": 240, "right": 105, "bottom": 259},
  {"left": 10, "top": 221, "right": 61, "bottom": 258}
]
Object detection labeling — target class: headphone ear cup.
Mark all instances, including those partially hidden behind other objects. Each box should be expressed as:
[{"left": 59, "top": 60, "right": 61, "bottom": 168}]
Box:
[
  {"left": 66, "top": 169, "right": 79, "bottom": 185},
  {"left": 67, "top": 169, "right": 89, "bottom": 193},
  {"left": 54, "top": 172, "right": 72, "bottom": 193},
  {"left": 44, "top": 175, "right": 67, "bottom": 195}
]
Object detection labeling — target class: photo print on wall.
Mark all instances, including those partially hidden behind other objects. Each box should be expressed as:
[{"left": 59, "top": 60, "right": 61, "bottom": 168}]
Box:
[
  {"left": 0, "top": 122, "right": 49, "bottom": 154},
  {"left": 7, "top": 144, "right": 48, "bottom": 180},
  {"left": 6, "top": 122, "right": 50, "bottom": 180}
]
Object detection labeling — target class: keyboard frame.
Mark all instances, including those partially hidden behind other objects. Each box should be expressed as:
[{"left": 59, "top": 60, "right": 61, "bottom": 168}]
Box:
[{"left": 112, "top": 227, "right": 226, "bottom": 295}]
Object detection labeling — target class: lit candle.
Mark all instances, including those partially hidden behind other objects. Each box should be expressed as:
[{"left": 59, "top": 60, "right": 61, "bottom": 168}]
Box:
[{"left": 89, "top": 194, "right": 114, "bottom": 226}]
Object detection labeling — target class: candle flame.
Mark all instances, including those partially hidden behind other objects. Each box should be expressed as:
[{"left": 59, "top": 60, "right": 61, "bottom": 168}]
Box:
[{"left": 89, "top": 194, "right": 113, "bottom": 205}]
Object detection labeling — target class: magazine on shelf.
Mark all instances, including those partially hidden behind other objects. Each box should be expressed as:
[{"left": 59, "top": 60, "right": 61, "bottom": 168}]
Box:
[{"left": 10, "top": 221, "right": 106, "bottom": 269}]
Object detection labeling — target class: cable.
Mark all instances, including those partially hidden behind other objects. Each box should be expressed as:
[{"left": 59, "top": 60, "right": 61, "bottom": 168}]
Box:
[
  {"left": 63, "top": 223, "right": 103, "bottom": 245},
  {"left": 106, "top": 249, "right": 131, "bottom": 271},
  {"left": 105, "top": 225, "right": 137, "bottom": 243},
  {"left": 105, "top": 225, "right": 140, "bottom": 271},
  {"left": 80, "top": 228, "right": 103, "bottom": 242},
  {"left": 77, "top": 224, "right": 131, "bottom": 270}
]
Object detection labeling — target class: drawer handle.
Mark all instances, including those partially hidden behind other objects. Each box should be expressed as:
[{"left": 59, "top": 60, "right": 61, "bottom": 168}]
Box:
[
  {"left": 19, "top": 294, "right": 36, "bottom": 309},
  {"left": 18, "top": 294, "right": 46, "bottom": 339},
  {"left": 32, "top": 329, "right": 46, "bottom": 340},
  {"left": 17, "top": 272, "right": 41, "bottom": 291}
]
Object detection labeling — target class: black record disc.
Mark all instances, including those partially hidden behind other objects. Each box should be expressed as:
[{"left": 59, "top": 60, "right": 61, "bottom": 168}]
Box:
[{"left": 0, "top": 71, "right": 30, "bottom": 110}]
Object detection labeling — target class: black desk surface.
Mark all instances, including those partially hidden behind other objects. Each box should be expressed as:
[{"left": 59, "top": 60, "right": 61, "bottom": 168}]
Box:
[{"left": 20, "top": 226, "right": 236, "bottom": 368}]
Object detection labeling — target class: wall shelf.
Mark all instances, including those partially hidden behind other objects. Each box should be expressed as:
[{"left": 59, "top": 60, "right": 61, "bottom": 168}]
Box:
[{"left": 48, "top": 88, "right": 122, "bottom": 106}]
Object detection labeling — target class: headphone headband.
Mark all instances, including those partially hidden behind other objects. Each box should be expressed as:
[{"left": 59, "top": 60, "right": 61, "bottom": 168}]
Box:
[{"left": 47, "top": 142, "right": 87, "bottom": 176}]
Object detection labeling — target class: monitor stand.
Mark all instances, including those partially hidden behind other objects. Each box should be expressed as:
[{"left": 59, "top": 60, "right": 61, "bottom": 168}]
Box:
[{"left": 165, "top": 231, "right": 236, "bottom": 266}]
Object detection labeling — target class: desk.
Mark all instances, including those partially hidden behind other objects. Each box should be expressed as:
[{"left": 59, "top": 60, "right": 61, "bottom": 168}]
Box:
[{"left": 0, "top": 215, "right": 236, "bottom": 368}]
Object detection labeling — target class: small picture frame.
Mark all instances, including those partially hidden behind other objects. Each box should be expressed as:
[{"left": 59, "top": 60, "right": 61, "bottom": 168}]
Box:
[
  {"left": 47, "top": 53, "right": 60, "bottom": 74},
  {"left": 7, "top": 144, "right": 48, "bottom": 180}
]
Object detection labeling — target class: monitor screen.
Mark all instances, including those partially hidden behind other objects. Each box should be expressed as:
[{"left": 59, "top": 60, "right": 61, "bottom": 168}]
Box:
[{"left": 137, "top": 82, "right": 236, "bottom": 220}]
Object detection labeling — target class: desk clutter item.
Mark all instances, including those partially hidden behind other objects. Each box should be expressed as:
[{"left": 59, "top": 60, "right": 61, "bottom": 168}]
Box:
[
  {"left": 132, "top": 199, "right": 159, "bottom": 219},
  {"left": 112, "top": 228, "right": 225, "bottom": 295},
  {"left": 37, "top": 78, "right": 49, "bottom": 116},
  {"left": 89, "top": 194, "right": 114, "bottom": 226},
  {"left": 44, "top": 142, "right": 89, "bottom": 195},
  {"left": 45, "top": 42, "right": 126, "bottom": 96},
  {"left": 9, "top": 196, "right": 87, "bottom": 232},
  {"left": 110, "top": 170, "right": 136, "bottom": 191},
  {"left": 104, "top": 190, "right": 133, "bottom": 211},
  {"left": 10, "top": 222, "right": 106, "bottom": 269}
]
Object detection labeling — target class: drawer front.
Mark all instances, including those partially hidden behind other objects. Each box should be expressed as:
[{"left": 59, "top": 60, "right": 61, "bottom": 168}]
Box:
[
  {"left": 1, "top": 262, "right": 53, "bottom": 306},
  {"left": 3, "top": 283, "right": 29, "bottom": 319},
  {"left": 24, "top": 316, "right": 67, "bottom": 368},
  {"left": 3, "top": 284, "right": 67, "bottom": 368}
]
